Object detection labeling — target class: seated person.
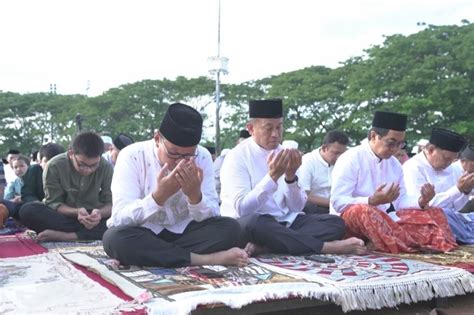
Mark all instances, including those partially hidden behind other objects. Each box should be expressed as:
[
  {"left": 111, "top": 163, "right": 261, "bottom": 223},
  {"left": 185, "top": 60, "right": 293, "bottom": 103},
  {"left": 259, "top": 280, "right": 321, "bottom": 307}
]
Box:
[
  {"left": 331, "top": 111, "right": 457, "bottom": 254},
  {"left": 298, "top": 130, "right": 349, "bottom": 214},
  {"left": 403, "top": 130, "right": 474, "bottom": 244},
  {"left": 0, "top": 163, "right": 9, "bottom": 227},
  {"left": 204, "top": 146, "right": 216, "bottom": 161},
  {"left": 103, "top": 103, "right": 248, "bottom": 267},
  {"left": 455, "top": 145, "right": 474, "bottom": 212},
  {"left": 220, "top": 99, "right": 366, "bottom": 257},
  {"left": 21, "top": 142, "right": 65, "bottom": 204},
  {"left": 19, "top": 132, "right": 113, "bottom": 242},
  {"left": 3, "top": 149, "right": 20, "bottom": 186},
  {"left": 103, "top": 133, "right": 134, "bottom": 167},
  {"left": 3, "top": 155, "right": 29, "bottom": 218}
]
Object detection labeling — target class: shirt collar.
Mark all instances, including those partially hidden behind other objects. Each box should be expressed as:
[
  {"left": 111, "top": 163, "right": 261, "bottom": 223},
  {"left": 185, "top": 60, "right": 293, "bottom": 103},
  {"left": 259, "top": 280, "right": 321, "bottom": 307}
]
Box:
[
  {"left": 362, "top": 140, "right": 383, "bottom": 163},
  {"left": 314, "top": 147, "right": 330, "bottom": 167}
]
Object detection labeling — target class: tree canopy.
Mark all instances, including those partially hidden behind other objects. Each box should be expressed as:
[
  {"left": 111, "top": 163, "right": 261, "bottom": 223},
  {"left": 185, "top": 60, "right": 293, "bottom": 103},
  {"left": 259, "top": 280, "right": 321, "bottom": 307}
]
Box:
[{"left": 1, "top": 22, "right": 472, "bottom": 156}]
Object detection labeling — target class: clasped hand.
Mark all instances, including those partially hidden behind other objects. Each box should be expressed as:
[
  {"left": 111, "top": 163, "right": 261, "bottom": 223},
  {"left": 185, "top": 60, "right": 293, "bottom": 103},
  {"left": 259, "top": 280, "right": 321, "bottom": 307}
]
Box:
[
  {"left": 77, "top": 208, "right": 101, "bottom": 229},
  {"left": 153, "top": 159, "right": 203, "bottom": 205},
  {"left": 267, "top": 148, "right": 302, "bottom": 183},
  {"left": 457, "top": 173, "right": 474, "bottom": 194}
]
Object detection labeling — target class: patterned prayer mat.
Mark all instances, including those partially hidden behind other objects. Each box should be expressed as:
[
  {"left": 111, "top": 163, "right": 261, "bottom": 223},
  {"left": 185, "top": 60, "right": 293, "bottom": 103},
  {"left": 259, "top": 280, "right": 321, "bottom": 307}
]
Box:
[
  {"left": 62, "top": 251, "right": 474, "bottom": 314},
  {"left": 0, "top": 252, "right": 125, "bottom": 314},
  {"left": 41, "top": 239, "right": 104, "bottom": 254},
  {"left": 382, "top": 245, "right": 474, "bottom": 272}
]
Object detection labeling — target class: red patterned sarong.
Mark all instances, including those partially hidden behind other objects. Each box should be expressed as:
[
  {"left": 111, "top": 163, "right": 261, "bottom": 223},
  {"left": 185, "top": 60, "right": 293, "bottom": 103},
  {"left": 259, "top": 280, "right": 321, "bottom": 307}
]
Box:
[{"left": 341, "top": 204, "right": 457, "bottom": 254}]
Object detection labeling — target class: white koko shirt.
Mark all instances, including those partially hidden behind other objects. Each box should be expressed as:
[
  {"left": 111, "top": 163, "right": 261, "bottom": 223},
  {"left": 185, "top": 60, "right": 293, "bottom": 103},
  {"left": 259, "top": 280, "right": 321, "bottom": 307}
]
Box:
[
  {"left": 298, "top": 148, "right": 332, "bottom": 199},
  {"left": 330, "top": 140, "right": 418, "bottom": 214},
  {"left": 107, "top": 139, "right": 219, "bottom": 235},
  {"left": 403, "top": 152, "right": 469, "bottom": 212},
  {"left": 220, "top": 138, "right": 307, "bottom": 225}
]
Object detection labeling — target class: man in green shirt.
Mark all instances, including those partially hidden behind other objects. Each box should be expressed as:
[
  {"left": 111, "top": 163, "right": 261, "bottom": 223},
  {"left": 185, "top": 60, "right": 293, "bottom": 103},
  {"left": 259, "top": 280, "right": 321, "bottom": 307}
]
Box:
[{"left": 19, "top": 132, "right": 113, "bottom": 241}]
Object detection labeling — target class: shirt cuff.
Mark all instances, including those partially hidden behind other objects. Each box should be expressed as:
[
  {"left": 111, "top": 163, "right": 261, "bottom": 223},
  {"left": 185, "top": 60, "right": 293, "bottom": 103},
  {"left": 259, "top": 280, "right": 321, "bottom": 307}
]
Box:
[
  {"left": 259, "top": 174, "right": 279, "bottom": 193},
  {"left": 142, "top": 193, "right": 164, "bottom": 219}
]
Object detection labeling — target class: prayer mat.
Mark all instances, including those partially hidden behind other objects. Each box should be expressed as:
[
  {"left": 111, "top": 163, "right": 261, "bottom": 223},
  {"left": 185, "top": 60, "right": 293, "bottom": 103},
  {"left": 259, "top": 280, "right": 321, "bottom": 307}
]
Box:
[
  {"left": 1, "top": 235, "right": 146, "bottom": 313},
  {"left": 41, "top": 239, "right": 104, "bottom": 254},
  {"left": 252, "top": 254, "right": 474, "bottom": 312},
  {"left": 383, "top": 245, "right": 474, "bottom": 273},
  {"left": 0, "top": 252, "right": 126, "bottom": 314},
  {"left": 0, "top": 234, "right": 47, "bottom": 258},
  {"left": 62, "top": 251, "right": 474, "bottom": 314}
]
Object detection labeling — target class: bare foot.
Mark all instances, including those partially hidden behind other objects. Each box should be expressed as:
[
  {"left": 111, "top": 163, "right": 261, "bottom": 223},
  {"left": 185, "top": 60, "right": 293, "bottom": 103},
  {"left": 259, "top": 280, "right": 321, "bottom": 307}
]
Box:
[
  {"left": 37, "top": 230, "right": 78, "bottom": 242},
  {"left": 321, "top": 237, "right": 367, "bottom": 255},
  {"left": 191, "top": 247, "right": 249, "bottom": 267},
  {"left": 244, "top": 242, "right": 268, "bottom": 257}
]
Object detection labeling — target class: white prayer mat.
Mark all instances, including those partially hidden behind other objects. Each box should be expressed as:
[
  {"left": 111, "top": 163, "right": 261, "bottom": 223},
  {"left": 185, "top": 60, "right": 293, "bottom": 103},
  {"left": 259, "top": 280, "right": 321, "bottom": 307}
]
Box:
[{"left": 0, "top": 252, "right": 125, "bottom": 314}]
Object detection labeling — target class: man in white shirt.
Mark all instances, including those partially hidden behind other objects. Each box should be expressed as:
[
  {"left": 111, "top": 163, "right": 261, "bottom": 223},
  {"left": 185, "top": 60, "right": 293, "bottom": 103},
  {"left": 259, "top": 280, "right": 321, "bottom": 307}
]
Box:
[
  {"left": 298, "top": 131, "right": 348, "bottom": 214},
  {"left": 331, "top": 111, "right": 457, "bottom": 253},
  {"left": 403, "top": 129, "right": 474, "bottom": 244},
  {"left": 103, "top": 103, "right": 248, "bottom": 267},
  {"left": 221, "top": 99, "right": 366, "bottom": 256},
  {"left": 455, "top": 145, "right": 474, "bottom": 212}
]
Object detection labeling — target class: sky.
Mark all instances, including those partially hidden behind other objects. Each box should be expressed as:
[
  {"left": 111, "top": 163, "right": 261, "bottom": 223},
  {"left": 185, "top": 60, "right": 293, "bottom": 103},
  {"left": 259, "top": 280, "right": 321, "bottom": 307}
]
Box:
[{"left": 0, "top": 0, "right": 472, "bottom": 96}]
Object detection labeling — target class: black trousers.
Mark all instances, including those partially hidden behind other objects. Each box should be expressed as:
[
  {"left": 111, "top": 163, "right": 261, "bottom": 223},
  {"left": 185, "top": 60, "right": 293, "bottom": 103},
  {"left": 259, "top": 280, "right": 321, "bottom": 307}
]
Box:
[
  {"left": 303, "top": 203, "right": 330, "bottom": 214},
  {"left": 19, "top": 201, "right": 107, "bottom": 240},
  {"left": 102, "top": 216, "right": 241, "bottom": 267},
  {"left": 238, "top": 213, "right": 345, "bottom": 255}
]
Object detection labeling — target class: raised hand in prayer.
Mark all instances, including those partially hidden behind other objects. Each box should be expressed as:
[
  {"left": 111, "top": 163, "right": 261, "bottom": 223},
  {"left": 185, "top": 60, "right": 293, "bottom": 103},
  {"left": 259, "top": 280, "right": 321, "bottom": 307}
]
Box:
[
  {"left": 368, "top": 182, "right": 400, "bottom": 206},
  {"left": 284, "top": 149, "right": 302, "bottom": 182},
  {"left": 152, "top": 162, "right": 181, "bottom": 205},
  {"left": 175, "top": 158, "right": 203, "bottom": 205},
  {"left": 267, "top": 149, "right": 290, "bottom": 183},
  {"left": 457, "top": 172, "right": 474, "bottom": 194},
  {"left": 418, "top": 183, "right": 435, "bottom": 209}
]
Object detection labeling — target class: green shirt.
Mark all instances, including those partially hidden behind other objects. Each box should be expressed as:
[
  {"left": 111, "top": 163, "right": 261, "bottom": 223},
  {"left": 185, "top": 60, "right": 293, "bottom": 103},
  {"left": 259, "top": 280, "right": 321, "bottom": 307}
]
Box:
[
  {"left": 43, "top": 153, "right": 113, "bottom": 210},
  {"left": 21, "top": 164, "right": 44, "bottom": 203}
]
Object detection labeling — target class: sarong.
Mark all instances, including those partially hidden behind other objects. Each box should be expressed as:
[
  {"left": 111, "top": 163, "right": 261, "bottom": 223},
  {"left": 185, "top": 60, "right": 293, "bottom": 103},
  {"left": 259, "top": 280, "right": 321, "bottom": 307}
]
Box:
[{"left": 341, "top": 204, "right": 457, "bottom": 253}]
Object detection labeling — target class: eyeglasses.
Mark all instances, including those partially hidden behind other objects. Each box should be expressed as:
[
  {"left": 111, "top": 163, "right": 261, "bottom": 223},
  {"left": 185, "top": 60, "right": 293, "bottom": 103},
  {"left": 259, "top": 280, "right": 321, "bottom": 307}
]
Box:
[
  {"left": 72, "top": 154, "right": 100, "bottom": 171},
  {"left": 160, "top": 138, "right": 198, "bottom": 160},
  {"left": 379, "top": 137, "right": 407, "bottom": 150}
]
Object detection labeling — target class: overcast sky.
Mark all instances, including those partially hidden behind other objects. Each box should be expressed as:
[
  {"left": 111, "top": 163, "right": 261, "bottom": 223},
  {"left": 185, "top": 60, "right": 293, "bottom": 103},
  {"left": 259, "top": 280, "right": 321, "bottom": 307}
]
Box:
[{"left": 0, "top": 0, "right": 472, "bottom": 96}]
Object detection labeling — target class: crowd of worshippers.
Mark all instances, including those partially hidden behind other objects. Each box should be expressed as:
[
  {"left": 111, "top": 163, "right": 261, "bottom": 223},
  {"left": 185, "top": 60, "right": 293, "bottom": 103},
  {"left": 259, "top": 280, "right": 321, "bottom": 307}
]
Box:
[{"left": 0, "top": 99, "right": 473, "bottom": 268}]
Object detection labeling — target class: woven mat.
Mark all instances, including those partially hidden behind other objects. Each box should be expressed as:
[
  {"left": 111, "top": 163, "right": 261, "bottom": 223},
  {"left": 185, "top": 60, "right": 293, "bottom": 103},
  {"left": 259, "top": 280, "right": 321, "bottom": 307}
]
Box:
[
  {"left": 62, "top": 251, "right": 474, "bottom": 314},
  {"left": 0, "top": 252, "right": 125, "bottom": 314},
  {"left": 382, "top": 245, "right": 474, "bottom": 273}
]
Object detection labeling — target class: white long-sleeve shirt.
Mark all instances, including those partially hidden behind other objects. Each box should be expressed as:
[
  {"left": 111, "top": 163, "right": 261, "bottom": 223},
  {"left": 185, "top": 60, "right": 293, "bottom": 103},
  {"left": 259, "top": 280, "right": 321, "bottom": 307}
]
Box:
[
  {"left": 220, "top": 138, "right": 307, "bottom": 225},
  {"left": 330, "top": 141, "right": 418, "bottom": 214},
  {"left": 403, "top": 152, "right": 469, "bottom": 212},
  {"left": 107, "top": 139, "right": 219, "bottom": 234},
  {"left": 298, "top": 147, "right": 332, "bottom": 198}
]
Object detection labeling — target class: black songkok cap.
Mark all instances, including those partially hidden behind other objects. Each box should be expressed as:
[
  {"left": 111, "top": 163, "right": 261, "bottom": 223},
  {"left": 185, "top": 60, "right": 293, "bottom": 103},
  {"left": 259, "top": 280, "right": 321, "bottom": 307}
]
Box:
[
  {"left": 249, "top": 99, "right": 283, "bottom": 118},
  {"left": 372, "top": 111, "right": 407, "bottom": 131},
  {"left": 204, "top": 146, "right": 216, "bottom": 155},
  {"left": 159, "top": 103, "right": 203, "bottom": 147},
  {"left": 239, "top": 129, "right": 250, "bottom": 139},
  {"left": 430, "top": 128, "right": 466, "bottom": 153},
  {"left": 460, "top": 144, "right": 474, "bottom": 161},
  {"left": 113, "top": 134, "right": 134, "bottom": 150},
  {"left": 7, "top": 149, "right": 20, "bottom": 155}
]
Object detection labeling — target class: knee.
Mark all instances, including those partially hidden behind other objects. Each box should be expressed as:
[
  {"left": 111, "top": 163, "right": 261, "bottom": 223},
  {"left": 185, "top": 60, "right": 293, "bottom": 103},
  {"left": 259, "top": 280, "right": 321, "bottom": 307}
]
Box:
[
  {"left": 326, "top": 214, "right": 346, "bottom": 239},
  {"left": 18, "top": 202, "right": 42, "bottom": 225},
  {"left": 216, "top": 217, "right": 241, "bottom": 246},
  {"left": 102, "top": 226, "right": 129, "bottom": 257}
]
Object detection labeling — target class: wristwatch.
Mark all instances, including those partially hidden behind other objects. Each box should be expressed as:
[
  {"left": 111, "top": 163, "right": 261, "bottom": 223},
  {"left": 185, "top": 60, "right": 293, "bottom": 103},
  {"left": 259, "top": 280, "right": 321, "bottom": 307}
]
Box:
[{"left": 284, "top": 175, "right": 298, "bottom": 184}]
